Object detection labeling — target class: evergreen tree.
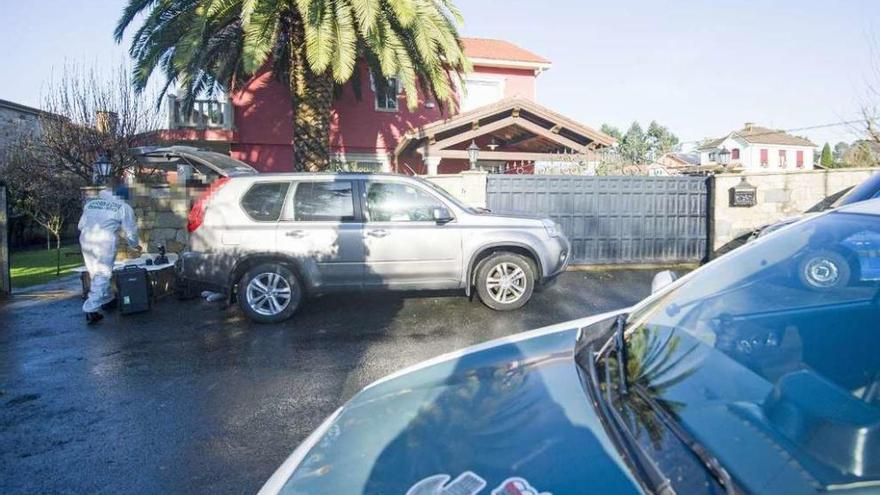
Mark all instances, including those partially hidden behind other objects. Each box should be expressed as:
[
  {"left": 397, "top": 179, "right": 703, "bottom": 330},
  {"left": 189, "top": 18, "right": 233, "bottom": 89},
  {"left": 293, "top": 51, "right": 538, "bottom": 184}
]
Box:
[
  {"left": 820, "top": 142, "right": 834, "bottom": 168},
  {"left": 620, "top": 122, "right": 649, "bottom": 165},
  {"left": 646, "top": 120, "right": 679, "bottom": 159},
  {"left": 600, "top": 124, "right": 623, "bottom": 141}
]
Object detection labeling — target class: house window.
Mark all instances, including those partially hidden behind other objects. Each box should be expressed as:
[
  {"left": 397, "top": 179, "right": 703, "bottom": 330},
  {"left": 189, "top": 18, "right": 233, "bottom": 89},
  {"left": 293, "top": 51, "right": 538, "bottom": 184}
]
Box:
[
  {"left": 731, "top": 148, "right": 740, "bottom": 160},
  {"left": 779, "top": 149, "right": 788, "bottom": 168},
  {"left": 709, "top": 152, "right": 717, "bottom": 162},
  {"left": 760, "top": 149, "right": 769, "bottom": 167},
  {"left": 461, "top": 77, "right": 504, "bottom": 112},
  {"left": 374, "top": 76, "right": 399, "bottom": 112},
  {"left": 797, "top": 150, "right": 804, "bottom": 168}
]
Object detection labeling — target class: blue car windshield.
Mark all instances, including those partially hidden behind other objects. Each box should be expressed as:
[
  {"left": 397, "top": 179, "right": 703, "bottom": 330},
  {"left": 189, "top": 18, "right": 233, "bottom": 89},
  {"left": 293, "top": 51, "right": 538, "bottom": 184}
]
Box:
[{"left": 625, "top": 211, "right": 880, "bottom": 491}]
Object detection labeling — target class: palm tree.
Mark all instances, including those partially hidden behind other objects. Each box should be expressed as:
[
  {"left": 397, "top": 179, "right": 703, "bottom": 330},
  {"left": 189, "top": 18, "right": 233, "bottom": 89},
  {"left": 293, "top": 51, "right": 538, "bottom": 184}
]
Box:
[{"left": 115, "top": 0, "right": 470, "bottom": 171}]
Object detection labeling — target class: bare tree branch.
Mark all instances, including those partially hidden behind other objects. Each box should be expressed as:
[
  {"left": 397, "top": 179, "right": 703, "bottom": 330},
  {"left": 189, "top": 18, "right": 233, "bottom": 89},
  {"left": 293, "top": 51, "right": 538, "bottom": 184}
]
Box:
[{"left": 34, "top": 61, "right": 160, "bottom": 181}]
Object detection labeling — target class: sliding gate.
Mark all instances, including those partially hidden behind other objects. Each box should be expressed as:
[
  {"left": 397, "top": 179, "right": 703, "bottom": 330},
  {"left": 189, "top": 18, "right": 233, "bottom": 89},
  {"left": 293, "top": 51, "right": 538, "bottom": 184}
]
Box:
[{"left": 486, "top": 175, "right": 709, "bottom": 264}]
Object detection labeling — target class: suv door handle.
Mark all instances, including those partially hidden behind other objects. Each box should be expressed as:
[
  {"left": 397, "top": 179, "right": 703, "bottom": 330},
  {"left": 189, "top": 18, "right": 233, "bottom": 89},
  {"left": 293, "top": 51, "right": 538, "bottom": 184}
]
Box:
[
  {"left": 366, "top": 229, "right": 389, "bottom": 238},
  {"left": 284, "top": 230, "right": 307, "bottom": 238}
]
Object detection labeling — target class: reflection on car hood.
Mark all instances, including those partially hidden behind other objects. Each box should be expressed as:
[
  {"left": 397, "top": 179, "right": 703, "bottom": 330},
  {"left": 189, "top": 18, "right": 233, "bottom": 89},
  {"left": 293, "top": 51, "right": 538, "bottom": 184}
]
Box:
[
  {"left": 758, "top": 212, "right": 821, "bottom": 237},
  {"left": 271, "top": 313, "right": 641, "bottom": 495}
]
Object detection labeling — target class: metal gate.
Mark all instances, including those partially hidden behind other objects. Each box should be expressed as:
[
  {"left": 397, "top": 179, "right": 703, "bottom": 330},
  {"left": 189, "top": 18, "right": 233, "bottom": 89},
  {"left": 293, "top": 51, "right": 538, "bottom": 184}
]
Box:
[{"left": 486, "top": 175, "right": 709, "bottom": 264}]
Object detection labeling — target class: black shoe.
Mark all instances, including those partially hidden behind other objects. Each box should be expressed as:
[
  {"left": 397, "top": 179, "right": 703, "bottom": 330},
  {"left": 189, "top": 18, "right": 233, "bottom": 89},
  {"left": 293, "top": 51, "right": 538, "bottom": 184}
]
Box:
[
  {"left": 101, "top": 299, "right": 118, "bottom": 311},
  {"left": 86, "top": 312, "right": 104, "bottom": 325}
]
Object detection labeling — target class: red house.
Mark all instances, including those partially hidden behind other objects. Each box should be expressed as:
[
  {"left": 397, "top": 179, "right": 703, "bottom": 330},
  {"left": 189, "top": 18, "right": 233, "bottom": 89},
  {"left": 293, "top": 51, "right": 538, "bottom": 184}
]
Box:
[{"left": 157, "top": 38, "right": 614, "bottom": 174}]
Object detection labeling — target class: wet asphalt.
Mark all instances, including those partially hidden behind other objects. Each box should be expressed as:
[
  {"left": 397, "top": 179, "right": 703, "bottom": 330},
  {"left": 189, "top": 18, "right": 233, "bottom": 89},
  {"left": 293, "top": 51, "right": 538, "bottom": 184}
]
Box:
[{"left": 1, "top": 270, "right": 655, "bottom": 494}]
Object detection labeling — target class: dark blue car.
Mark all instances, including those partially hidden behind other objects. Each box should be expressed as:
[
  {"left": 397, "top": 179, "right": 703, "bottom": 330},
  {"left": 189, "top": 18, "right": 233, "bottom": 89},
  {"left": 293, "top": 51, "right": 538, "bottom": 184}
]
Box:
[{"left": 261, "top": 200, "right": 880, "bottom": 495}]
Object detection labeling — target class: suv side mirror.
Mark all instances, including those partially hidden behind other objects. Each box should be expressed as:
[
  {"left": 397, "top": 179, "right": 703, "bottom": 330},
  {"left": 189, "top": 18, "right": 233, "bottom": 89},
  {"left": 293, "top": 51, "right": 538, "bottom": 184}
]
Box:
[
  {"left": 651, "top": 270, "right": 678, "bottom": 294},
  {"left": 432, "top": 207, "right": 453, "bottom": 224}
]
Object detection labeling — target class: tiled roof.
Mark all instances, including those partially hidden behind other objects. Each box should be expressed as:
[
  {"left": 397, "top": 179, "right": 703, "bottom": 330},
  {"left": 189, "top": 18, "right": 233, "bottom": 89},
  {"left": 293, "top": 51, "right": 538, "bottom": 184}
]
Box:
[
  {"left": 461, "top": 38, "right": 551, "bottom": 65},
  {"left": 699, "top": 124, "right": 816, "bottom": 150},
  {"left": 735, "top": 125, "right": 816, "bottom": 147},
  {"left": 697, "top": 137, "right": 726, "bottom": 150},
  {"left": 669, "top": 152, "right": 700, "bottom": 165}
]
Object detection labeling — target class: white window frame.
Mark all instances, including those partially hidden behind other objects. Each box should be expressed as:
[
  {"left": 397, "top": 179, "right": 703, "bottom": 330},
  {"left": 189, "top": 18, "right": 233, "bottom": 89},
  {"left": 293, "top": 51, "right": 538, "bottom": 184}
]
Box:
[
  {"left": 370, "top": 72, "right": 400, "bottom": 112},
  {"left": 458, "top": 75, "right": 506, "bottom": 112}
]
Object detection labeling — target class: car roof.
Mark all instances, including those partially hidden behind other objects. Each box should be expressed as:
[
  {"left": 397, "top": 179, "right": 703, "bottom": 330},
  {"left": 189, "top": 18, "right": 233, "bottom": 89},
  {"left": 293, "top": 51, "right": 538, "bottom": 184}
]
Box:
[
  {"left": 231, "top": 172, "right": 420, "bottom": 180},
  {"left": 836, "top": 196, "right": 880, "bottom": 215}
]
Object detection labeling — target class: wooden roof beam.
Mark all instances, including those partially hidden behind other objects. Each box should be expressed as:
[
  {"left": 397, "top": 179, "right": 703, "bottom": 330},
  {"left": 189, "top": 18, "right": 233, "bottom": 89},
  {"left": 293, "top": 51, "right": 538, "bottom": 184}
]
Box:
[
  {"left": 429, "top": 118, "right": 515, "bottom": 151},
  {"left": 435, "top": 149, "right": 564, "bottom": 161}
]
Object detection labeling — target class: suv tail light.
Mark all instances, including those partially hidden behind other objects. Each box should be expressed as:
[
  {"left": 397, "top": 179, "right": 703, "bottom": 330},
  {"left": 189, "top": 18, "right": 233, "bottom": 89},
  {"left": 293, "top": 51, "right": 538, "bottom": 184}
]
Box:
[{"left": 187, "top": 177, "right": 230, "bottom": 233}]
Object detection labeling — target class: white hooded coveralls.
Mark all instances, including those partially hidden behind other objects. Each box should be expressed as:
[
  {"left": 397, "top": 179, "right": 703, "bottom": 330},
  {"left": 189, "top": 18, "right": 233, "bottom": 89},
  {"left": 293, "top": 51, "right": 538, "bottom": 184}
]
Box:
[{"left": 78, "top": 190, "right": 139, "bottom": 313}]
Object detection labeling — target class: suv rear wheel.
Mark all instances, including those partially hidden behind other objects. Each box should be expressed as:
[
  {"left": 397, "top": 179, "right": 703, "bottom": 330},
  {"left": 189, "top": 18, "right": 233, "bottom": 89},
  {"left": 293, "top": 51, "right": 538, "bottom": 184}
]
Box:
[
  {"left": 475, "top": 253, "right": 536, "bottom": 311},
  {"left": 238, "top": 263, "right": 302, "bottom": 323}
]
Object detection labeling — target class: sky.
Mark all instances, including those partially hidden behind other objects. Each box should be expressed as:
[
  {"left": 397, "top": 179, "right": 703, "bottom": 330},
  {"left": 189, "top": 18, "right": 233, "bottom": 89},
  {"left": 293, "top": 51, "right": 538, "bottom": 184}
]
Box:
[{"left": 2, "top": 0, "right": 879, "bottom": 148}]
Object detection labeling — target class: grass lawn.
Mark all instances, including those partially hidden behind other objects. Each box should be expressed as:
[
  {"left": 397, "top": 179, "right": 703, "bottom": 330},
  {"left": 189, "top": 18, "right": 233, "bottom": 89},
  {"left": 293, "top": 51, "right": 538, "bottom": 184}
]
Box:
[{"left": 11, "top": 245, "right": 84, "bottom": 289}]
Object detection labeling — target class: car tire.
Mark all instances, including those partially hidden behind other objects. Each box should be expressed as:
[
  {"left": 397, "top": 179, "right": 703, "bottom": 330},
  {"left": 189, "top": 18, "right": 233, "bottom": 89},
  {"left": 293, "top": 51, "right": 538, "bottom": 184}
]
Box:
[
  {"left": 237, "top": 263, "right": 302, "bottom": 323},
  {"left": 475, "top": 252, "right": 536, "bottom": 311},
  {"left": 798, "top": 249, "right": 852, "bottom": 290}
]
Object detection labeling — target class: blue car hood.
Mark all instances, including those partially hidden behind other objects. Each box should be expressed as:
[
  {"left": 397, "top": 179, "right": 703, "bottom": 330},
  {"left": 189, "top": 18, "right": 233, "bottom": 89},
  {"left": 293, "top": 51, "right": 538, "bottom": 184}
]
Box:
[{"left": 265, "top": 313, "right": 642, "bottom": 495}]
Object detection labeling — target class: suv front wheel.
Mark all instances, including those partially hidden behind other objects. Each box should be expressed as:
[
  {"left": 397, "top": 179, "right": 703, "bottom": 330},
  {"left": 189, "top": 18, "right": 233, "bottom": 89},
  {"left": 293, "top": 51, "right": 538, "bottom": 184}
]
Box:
[
  {"left": 237, "top": 263, "right": 302, "bottom": 323},
  {"left": 475, "top": 253, "right": 536, "bottom": 311}
]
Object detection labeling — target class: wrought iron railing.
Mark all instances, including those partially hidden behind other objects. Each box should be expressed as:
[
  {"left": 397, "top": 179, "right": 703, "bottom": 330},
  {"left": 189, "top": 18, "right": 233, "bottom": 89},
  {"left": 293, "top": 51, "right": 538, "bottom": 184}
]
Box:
[{"left": 165, "top": 95, "right": 234, "bottom": 130}]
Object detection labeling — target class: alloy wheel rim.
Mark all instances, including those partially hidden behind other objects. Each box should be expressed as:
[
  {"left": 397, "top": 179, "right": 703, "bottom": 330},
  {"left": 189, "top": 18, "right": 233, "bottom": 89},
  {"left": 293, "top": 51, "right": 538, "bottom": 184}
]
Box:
[
  {"left": 805, "top": 257, "right": 839, "bottom": 288},
  {"left": 246, "top": 272, "right": 292, "bottom": 316},
  {"left": 486, "top": 262, "right": 527, "bottom": 304}
]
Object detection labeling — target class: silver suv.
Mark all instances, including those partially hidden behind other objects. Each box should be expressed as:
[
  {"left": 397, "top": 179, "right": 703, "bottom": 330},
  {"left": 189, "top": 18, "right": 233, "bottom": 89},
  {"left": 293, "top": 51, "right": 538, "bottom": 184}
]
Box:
[{"left": 140, "top": 148, "right": 571, "bottom": 323}]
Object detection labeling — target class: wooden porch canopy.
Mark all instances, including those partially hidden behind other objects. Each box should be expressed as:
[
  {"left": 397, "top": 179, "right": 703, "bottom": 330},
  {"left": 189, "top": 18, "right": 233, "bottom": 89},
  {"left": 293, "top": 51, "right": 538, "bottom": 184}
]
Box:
[{"left": 394, "top": 97, "right": 616, "bottom": 167}]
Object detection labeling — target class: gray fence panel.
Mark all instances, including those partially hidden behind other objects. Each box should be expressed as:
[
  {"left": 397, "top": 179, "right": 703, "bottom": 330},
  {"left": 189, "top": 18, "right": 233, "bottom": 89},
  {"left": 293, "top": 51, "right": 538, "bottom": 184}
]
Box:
[{"left": 486, "top": 175, "right": 709, "bottom": 264}]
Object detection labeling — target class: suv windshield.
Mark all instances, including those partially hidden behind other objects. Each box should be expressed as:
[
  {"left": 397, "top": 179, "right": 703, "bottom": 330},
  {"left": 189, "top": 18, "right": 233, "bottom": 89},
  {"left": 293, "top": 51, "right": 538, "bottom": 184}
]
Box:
[{"left": 622, "top": 210, "right": 880, "bottom": 492}]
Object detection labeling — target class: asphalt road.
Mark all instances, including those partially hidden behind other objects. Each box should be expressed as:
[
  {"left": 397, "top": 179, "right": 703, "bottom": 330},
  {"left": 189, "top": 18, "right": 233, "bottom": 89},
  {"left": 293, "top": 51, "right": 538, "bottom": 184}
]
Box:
[{"left": 1, "top": 270, "right": 655, "bottom": 494}]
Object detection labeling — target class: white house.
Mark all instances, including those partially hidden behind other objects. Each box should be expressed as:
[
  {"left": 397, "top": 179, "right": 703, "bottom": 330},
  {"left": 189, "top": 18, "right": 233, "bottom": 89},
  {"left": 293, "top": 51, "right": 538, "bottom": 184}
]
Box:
[{"left": 697, "top": 123, "right": 817, "bottom": 171}]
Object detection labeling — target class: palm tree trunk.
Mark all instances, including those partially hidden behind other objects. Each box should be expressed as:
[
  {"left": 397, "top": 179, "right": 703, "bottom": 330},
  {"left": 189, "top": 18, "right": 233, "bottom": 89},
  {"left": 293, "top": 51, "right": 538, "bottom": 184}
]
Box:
[{"left": 288, "top": 20, "right": 334, "bottom": 172}]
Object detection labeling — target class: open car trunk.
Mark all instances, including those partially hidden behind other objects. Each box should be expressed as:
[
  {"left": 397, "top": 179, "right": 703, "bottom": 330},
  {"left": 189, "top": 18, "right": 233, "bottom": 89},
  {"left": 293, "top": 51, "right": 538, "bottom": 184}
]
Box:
[{"left": 130, "top": 146, "right": 258, "bottom": 178}]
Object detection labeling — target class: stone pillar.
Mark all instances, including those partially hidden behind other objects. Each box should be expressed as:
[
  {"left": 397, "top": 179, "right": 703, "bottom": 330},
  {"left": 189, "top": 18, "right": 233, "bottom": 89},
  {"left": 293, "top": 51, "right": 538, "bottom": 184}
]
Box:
[
  {"left": 0, "top": 183, "right": 9, "bottom": 297},
  {"left": 459, "top": 170, "right": 489, "bottom": 208},
  {"left": 425, "top": 156, "right": 442, "bottom": 176},
  {"left": 166, "top": 94, "right": 178, "bottom": 129}
]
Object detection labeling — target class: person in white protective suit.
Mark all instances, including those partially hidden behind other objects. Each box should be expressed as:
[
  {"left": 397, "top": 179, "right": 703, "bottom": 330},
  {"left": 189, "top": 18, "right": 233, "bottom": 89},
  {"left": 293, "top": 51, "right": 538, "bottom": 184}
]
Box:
[{"left": 78, "top": 177, "right": 141, "bottom": 324}]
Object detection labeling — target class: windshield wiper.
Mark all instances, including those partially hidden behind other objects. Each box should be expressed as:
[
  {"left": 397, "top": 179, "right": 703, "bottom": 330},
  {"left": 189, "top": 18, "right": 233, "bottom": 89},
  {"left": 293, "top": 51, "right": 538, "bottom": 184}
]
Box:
[
  {"left": 583, "top": 329, "right": 675, "bottom": 495},
  {"left": 614, "top": 314, "right": 628, "bottom": 395},
  {"left": 631, "top": 385, "right": 740, "bottom": 495}
]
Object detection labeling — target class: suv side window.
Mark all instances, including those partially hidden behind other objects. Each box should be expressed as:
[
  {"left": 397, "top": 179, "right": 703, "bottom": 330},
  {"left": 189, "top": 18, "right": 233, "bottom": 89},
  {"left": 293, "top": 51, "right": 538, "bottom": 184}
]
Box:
[
  {"left": 366, "top": 182, "right": 447, "bottom": 222},
  {"left": 293, "top": 181, "right": 356, "bottom": 222},
  {"left": 241, "top": 182, "right": 290, "bottom": 221}
]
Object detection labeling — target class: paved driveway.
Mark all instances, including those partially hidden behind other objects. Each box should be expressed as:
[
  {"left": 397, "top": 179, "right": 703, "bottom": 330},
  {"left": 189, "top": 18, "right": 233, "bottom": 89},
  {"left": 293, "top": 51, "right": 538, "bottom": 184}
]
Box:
[{"left": 1, "top": 270, "right": 655, "bottom": 494}]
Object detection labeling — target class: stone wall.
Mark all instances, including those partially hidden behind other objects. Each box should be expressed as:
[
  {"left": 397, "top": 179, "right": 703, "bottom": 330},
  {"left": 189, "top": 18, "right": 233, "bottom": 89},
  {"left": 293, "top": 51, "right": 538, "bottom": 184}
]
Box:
[
  {"left": 129, "top": 182, "right": 204, "bottom": 253},
  {"left": 0, "top": 103, "right": 43, "bottom": 166},
  {"left": 711, "top": 168, "right": 879, "bottom": 252},
  {"left": 426, "top": 171, "right": 488, "bottom": 208}
]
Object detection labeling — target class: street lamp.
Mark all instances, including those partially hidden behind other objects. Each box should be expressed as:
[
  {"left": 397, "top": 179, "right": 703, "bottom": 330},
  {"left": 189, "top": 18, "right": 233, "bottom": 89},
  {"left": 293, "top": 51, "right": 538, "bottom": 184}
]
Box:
[
  {"left": 467, "top": 140, "right": 480, "bottom": 170},
  {"left": 718, "top": 147, "right": 731, "bottom": 166},
  {"left": 92, "top": 153, "right": 112, "bottom": 185}
]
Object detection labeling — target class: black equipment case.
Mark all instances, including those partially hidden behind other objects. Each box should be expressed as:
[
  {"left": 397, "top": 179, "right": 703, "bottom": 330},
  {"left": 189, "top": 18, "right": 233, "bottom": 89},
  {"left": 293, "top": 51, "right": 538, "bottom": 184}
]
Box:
[{"left": 115, "top": 266, "right": 151, "bottom": 315}]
